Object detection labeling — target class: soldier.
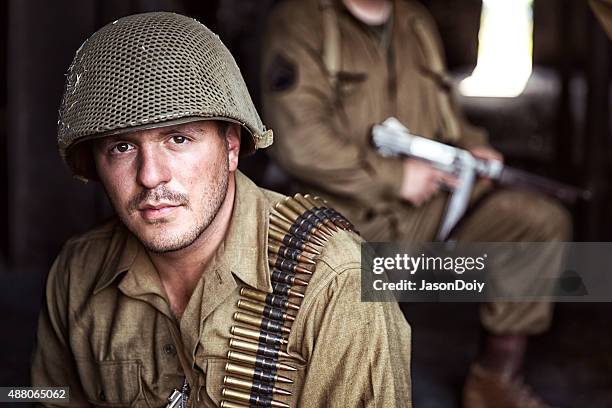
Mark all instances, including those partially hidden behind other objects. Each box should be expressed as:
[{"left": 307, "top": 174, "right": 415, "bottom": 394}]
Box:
[
  {"left": 30, "top": 12, "right": 412, "bottom": 407},
  {"left": 261, "top": 1, "right": 571, "bottom": 407}
]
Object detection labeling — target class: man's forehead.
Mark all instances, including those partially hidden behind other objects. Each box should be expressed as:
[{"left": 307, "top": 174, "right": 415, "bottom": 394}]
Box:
[{"left": 98, "top": 120, "right": 218, "bottom": 143}]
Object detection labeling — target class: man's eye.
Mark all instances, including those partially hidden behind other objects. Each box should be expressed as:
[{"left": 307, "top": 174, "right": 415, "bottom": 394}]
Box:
[
  {"left": 110, "top": 143, "right": 134, "bottom": 154},
  {"left": 171, "top": 135, "right": 188, "bottom": 144}
]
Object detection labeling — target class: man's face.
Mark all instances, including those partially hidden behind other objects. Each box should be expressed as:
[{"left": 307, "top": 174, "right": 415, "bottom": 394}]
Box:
[{"left": 93, "top": 120, "right": 240, "bottom": 253}]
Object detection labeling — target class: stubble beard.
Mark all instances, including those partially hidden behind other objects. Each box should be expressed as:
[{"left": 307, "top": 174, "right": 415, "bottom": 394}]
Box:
[{"left": 120, "top": 159, "right": 230, "bottom": 254}]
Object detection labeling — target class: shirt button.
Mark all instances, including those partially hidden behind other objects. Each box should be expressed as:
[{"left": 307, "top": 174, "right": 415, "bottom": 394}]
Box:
[{"left": 164, "top": 343, "right": 177, "bottom": 356}]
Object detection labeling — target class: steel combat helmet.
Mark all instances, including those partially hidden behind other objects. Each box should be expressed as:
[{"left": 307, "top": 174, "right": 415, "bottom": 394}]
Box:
[{"left": 58, "top": 12, "right": 272, "bottom": 180}]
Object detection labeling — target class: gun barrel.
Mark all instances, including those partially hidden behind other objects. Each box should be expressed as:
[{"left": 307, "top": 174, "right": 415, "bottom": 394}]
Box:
[{"left": 497, "top": 167, "right": 591, "bottom": 203}]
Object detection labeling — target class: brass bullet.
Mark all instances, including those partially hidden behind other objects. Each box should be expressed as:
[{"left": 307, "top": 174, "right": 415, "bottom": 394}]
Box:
[
  {"left": 233, "top": 312, "right": 292, "bottom": 335},
  {"left": 309, "top": 205, "right": 347, "bottom": 231},
  {"left": 269, "top": 242, "right": 316, "bottom": 265},
  {"left": 268, "top": 228, "right": 322, "bottom": 256},
  {"left": 303, "top": 242, "right": 323, "bottom": 255},
  {"left": 237, "top": 299, "right": 297, "bottom": 322},
  {"left": 229, "top": 337, "right": 291, "bottom": 359},
  {"left": 298, "top": 209, "right": 335, "bottom": 236},
  {"left": 270, "top": 213, "right": 294, "bottom": 231},
  {"left": 225, "top": 362, "right": 294, "bottom": 384},
  {"left": 269, "top": 253, "right": 314, "bottom": 275},
  {"left": 270, "top": 213, "right": 328, "bottom": 246},
  {"left": 284, "top": 195, "right": 310, "bottom": 213},
  {"left": 302, "top": 223, "right": 330, "bottom": 242},
  {"left": 303, "top": 194, "right": 324, "bottom": 208},
  {"left": 272, "top": 281, "right": 305, "bottom": 299},
  {"left": 304, "top": 194, "right": 353, "bottom": 230},
  {"left": 305, "top": 212, "right": 335, "bottom": 236},
  {"left": 274, "top": 201, "right": 302, "bottom": 223},
  {"left": 240, "top": 287, "right": 301, "bottom": 311},
  {"left": 220, "top": 400, "right": 250, "bottom": 408},
  {"left": 231, "top": 325, "right": 288, "bottom": 346},
  {"left": 271, "top": 269, "right": 309, "bottom": 287},
  {"left": 285, "top": 195, "right": 336, "bottom": 236},
  {"left": 294, "top": 194, "right": 340, "bottom": 232},
  {"left": 276, "top": 200, "right": 335, "bottom": 237},
  {"left": 224, "top": 375, "right": 292, "bottom": 396},
  {"left": 228, "top": 350, "right": 297, "bottom": 372},
  {"left": 271, "top": 218, "right": 326, "bottom": 247},
  {"left": 222, "top": 388, "right": 290, "bottom": 408},
  {"left": 311, "top": 195, "right": 355, "bottom": 229}
]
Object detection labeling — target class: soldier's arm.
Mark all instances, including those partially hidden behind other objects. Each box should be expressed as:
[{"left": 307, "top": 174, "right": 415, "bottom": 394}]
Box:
[
  {"left": 261, "top": 7, "right": 404, "bottom": 204},
  {"left": 590, "top": 0, "right": 612, "bottom": 39},
  {"left": 31, "top": 250, "right": 88, "bottom": 407},
  {"left": 292, "top": 238, "right": 412, "bottom": 407}
]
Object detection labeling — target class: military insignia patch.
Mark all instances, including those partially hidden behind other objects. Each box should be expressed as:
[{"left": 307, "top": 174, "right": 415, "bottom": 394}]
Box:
[{"left": 268, "top": 55, "right": 298, "bottom": 92}]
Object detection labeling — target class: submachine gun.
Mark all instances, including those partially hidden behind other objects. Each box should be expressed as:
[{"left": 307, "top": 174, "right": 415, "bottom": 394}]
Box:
[{"left": 372, "top": 117, "right": 590, "bottom": 241}]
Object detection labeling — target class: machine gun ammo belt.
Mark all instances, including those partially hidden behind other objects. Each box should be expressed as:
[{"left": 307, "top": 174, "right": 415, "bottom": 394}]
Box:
[{"left": 220, "top": 194, "right": 356, "bottom": 408}]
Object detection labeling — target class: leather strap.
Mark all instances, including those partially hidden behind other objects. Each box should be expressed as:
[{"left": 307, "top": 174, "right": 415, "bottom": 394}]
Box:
[{"left": 320, "top": 0, "right": 341, "bottom": 88}]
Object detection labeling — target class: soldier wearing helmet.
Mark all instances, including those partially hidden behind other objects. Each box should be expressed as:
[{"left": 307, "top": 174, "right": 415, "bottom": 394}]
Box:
[
  {"left": 261, "top": 1, "right": 571, "bottom": 407},
  {"left": 31, "top": 12, "right": 412, "bottom": 407}
]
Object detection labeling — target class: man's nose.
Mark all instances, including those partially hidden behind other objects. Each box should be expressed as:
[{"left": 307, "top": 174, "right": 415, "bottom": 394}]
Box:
[{"left": 136, "top": 146, "right": 171, "bottom": 189}]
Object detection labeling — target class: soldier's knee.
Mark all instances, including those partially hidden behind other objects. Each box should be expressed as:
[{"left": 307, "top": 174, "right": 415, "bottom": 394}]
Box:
[
  {"left": 542, "top": 198, "right": 572, "bottom": 240},
  {"left": 490, "top": 190, "right": 572, "bottom": 240},
  {"left": 525, "top": 192, "right": 571, "bottom": 240}
]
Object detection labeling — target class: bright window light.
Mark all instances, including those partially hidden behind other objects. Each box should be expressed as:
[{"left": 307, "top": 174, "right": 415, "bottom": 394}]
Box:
[{"left": 459, "top": 0, "right": 533, "bottom": 98}]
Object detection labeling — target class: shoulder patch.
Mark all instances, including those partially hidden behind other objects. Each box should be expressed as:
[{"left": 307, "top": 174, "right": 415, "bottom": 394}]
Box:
[{"left": 267, "top": 54, "right": 298, "bottom": 92}]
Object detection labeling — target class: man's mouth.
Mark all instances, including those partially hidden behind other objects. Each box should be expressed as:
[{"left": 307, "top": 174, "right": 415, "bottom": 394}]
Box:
[{"left": 137, "top": 203, "right": 181, "bottom": 221}]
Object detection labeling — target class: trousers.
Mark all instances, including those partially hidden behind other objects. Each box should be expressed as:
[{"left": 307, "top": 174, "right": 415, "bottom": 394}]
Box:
[{"left": 358, "top": 183, "right": 572, "bottom": 335}]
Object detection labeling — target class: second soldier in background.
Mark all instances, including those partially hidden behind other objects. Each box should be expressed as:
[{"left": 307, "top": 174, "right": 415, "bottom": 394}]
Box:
[{"left": 261, "top": 0, "right": 571, "bottom": 407}]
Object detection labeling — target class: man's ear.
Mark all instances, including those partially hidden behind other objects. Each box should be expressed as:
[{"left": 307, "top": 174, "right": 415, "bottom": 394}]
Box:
[{"left": 226, "top": 123, "right": 241, "bottom": 172}]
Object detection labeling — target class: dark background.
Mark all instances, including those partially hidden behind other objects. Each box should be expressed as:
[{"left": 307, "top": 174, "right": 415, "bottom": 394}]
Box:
[{"left": 1, "top": 0, "right": 611, "bottom": 407}]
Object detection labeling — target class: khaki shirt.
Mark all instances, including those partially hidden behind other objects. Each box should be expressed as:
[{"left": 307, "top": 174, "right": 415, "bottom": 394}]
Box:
[
  {"left": 261, "top": 0, "right": 487, "bottom": 231},
  {"left": 31, "top": 171, "right": 412, "bottom": 407}
]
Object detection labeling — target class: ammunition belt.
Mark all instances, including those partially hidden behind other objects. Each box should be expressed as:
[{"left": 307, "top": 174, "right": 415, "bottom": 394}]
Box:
[{"left": 220, "top": 194, "right": 356, "bottom": 408}]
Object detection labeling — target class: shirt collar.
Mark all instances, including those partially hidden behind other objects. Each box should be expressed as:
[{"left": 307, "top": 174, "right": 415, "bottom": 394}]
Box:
[
  {"left": 93, "top": 170, "right": 273, "bottom": 295},
  {"left": 222, "top": 171, "right": 273, "bottom": 292},
  {"left": 93, "top": 224, "right": 139, "bottom": 295}
]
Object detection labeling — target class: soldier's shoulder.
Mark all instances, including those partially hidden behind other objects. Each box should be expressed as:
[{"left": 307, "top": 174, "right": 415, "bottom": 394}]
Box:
[
  {"left": 300, "top": 229, "right": 364, "bottom": 320},
  {"left": 397, "top": 0, "right": 439, "bottom": 29},
  {"left": 268, "top": 0, "right": 320, "bottom": 22},
  {"left": 261, "top": 187, "right": 287, "bottom": 207},
  {"left": 261, "top": 189, "right": 362, "bottom": 275},
  {"left": 60, "top": 217, "right": 122, "bottom": 257},
  {"left": 265, "top": 0, "right": 323, "bottom": 38},
  {"left": 318, "top": 229, "right": 363, "bottom": 274},
  {"left": 398, "top": 0, "right": 434, "bottom": 16},
  {"left": 53, "top": 218, "right": 127, "bottom": 287}
]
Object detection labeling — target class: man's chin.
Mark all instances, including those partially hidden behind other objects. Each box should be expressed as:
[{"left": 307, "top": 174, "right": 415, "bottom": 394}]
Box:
[
  {"left": 139, "top": 234, "right": 196, "bottom": 254},
  {"left": 131, "top": 224, "right": 205, "bottom": 254}
]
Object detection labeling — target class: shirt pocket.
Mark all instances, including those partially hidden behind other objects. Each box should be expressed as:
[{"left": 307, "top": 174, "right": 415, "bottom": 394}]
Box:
[{"left": 75, "top": 359, "right": 144, "bottom": 407}]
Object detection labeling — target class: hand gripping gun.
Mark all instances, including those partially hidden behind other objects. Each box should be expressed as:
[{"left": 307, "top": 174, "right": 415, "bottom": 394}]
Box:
[{"left": 372, "top": 117, "right": 590, "bottom": 241}]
